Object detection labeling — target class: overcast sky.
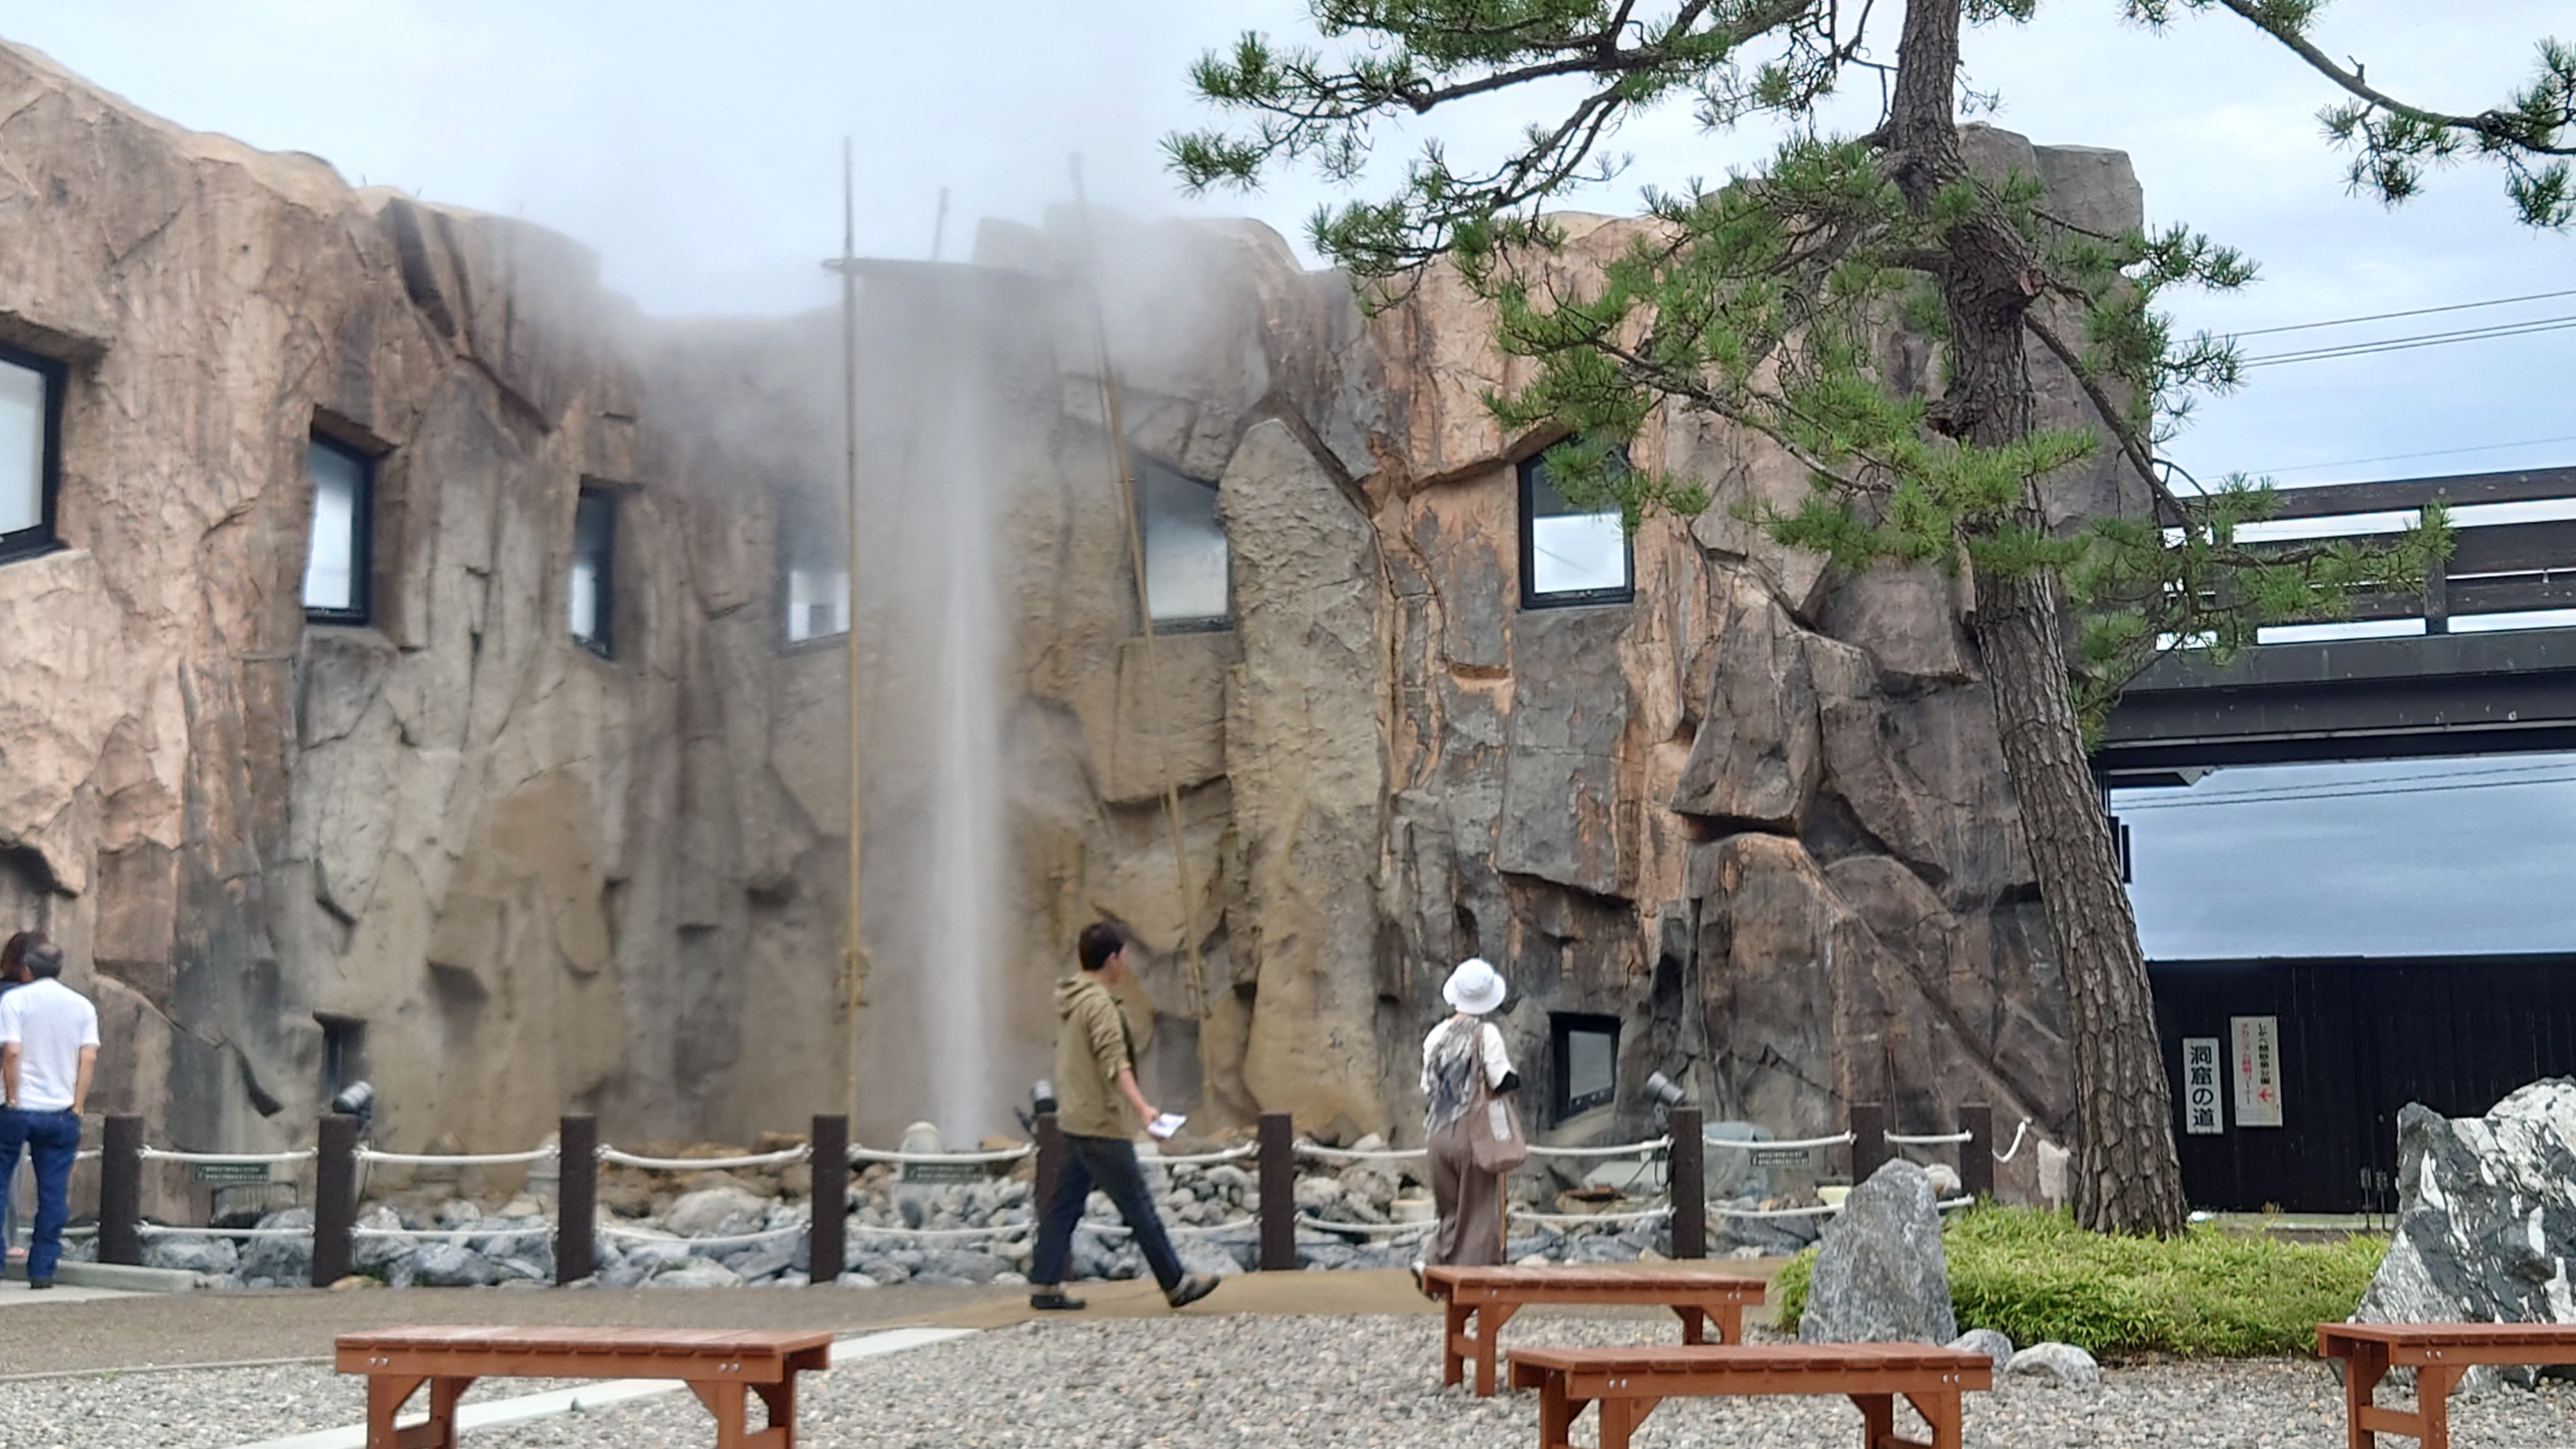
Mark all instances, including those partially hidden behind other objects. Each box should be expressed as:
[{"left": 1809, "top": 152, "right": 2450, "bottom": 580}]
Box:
[{"left": 3, "top": 1, "right": 2570, "bottom": 959}]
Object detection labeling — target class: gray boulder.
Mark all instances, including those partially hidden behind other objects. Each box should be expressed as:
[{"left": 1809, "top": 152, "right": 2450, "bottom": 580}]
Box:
[
  {"left": 2005, "top": 1341, "right": 2099, "bottom": 1388},
  {"left": 723, "top": 1244, "right": 799, "bottom": 1282},
  {"left": 648, "top": 1259, "right": 743, "bottom": 1289},
  {"left": 1797, "top": 1160, "right": 1956, "bottom": 1345},
  {"left": 411, "top": 1241, "right": 498, "bottom": 1287},
  {"left": 2356, "top": 1081, "right": 2576, "bottom": 1390},
  {"left": 145, "top": 1233, "right": 238, "bottom": 1276},
  {"left": 666, "top": 1187, "right": 769, "bottom": 1238},
  {"left": 351, "top": 1206, "right": 415, "bottom": 1277},
  {"left": 241, "top": 1208, "right": 316, "bottom": 1283},
  {"left": 1950, "top": 1328, "right": 2015, "bottom": 1369}
]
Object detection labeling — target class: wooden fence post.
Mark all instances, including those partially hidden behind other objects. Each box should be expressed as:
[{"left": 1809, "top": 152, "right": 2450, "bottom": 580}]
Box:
[
  {"left": 1850, "top": 1103, "right": 1887, "bottom": 1184},
  {"left": 98, "top": 1115, "right": 142, "bottom": 1267},
  {"left": 1667, "top": 1105, "right": 1705, "bottom": 1260},
  {"left": 310, "top": 1113, "right": 359, "bottom": 1286},
  {"left": 555, "top": 1114, "right": 597, "bottom": 1285},
  {"left": 1959, "top": 1104, "right": 1994, "bottom": 1202},
  {"left": 1259, "top": 1111, "right": 1296, "bottom": 1271},
  {"left": 808, "top": 1114, "right": 848, "bottom": 1285}
]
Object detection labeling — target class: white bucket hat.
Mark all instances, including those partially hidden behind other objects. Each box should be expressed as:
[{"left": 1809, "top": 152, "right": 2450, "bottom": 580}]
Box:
[{"left": 1442, "top": 956, "right": 1506, "bottom": 1016}]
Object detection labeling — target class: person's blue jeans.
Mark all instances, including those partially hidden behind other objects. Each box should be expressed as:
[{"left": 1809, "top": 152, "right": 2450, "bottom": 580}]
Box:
[
  {"left": 1030, "top": 1133, "right": 1184, "bottom": 1292},
  {"left": 0, "top": 1108, "right": 82, "bottom": 1281}
]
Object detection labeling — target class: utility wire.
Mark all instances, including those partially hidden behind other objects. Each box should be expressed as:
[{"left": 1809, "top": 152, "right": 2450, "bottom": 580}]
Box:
[
  {"left": 2120, "top": 770, "right": 2576, "bottom": 811},
  {"left": 2248, "top": 434, "right": 2576, "bottom": 477},
  {"left": 2119, "top": 759, "right": 2576, "bottom": 804},
  {"left": 2241, "top": 314, "right": 2576, "bottom": 368},
  {"left": 2223, "top": 287, "right": 2576, "bottom": 339}
]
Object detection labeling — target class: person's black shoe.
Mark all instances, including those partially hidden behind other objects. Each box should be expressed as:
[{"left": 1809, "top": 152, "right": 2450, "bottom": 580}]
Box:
[
  {"left": 1164, "top": 1272, "right": 1219, "bottom": 1309},
  {"left": 1028, "top": 1288, "right": 1087, "bottom": 1310},
  {"left": 26, "top": 1278, "right": 52, "bottom": 1291}
]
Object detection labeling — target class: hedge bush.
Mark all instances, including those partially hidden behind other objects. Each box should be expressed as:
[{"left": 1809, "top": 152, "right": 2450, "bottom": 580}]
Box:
[{"left": 1770, "top": 1205, "right": 2386, "bottom": 1357}]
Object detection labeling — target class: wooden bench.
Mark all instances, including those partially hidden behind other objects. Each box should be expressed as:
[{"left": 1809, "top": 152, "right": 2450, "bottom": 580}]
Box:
[
  {"left": 335, "top": 1326, "right": 834, "bottom": 1448},
  {"left": 1508, "top": 1343, "right": 1991, "bottom": 1449},
  {"left": 1423, "top": 1264, "right": 1767, "bottom": 1396},
  {"left": 2317, "top": 1321, "right": 2576, "bottom": 1448}
]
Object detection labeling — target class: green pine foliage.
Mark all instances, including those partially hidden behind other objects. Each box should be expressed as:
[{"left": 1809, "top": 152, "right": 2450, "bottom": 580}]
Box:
[
  {"left": 1770, "top": 1204, "right": 2389, "bottom": 1358},
  {"left": 1169, "top": 1, "right": 2568, "bottom": 733}
]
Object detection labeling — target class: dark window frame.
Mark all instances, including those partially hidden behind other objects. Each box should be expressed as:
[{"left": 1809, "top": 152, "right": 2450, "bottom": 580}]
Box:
[
  {"left": 0, "top": 340, "right": 66, "bottom": 567},
  {"left": 1549, "top": 1011, "right": 1622, "bottom": 1121},
  {"left": 1133, "top": 453, "right": 1232, "bottom": 633},
  {"left": 570, "top": 484, "right": 618, "bottom": 659},
  {"left": 1517, "top": 448, "right": 1636, "bottom": 611},
  {"left": 302, "top": 433, "right": 376, "bottom": 625}
]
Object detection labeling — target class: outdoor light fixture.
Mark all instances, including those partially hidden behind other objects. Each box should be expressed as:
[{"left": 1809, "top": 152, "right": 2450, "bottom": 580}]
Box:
[
  {"left": 1644, "top": 1070, "right": 1689, "bottom": 1108},
  {"left": 1032, "top": 1078, "right": 1057, "bottom": 1116},
  {"left": 330, "top": 1080, "right": 376, "bottom": 1136}
]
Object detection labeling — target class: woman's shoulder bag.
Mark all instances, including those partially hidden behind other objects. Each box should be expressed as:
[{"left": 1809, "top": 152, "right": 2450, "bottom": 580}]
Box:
[{"left": 1462, "top": 1023, "right": 1529, "bottom": 1172}]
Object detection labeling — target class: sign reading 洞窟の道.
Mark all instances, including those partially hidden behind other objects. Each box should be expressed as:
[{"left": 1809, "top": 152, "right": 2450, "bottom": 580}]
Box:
[
  {"left": 2230, "top": 1016, "right": 2283, "bottom": 1128},
  {"left": 2182, "top": 1038, "right": 2224, "bottom": 1135}
]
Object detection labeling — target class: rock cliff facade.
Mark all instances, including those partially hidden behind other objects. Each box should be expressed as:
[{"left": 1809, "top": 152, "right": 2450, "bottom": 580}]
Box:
[{"left": 0, "top": 37, "right": 2142, "bottom": 1179}]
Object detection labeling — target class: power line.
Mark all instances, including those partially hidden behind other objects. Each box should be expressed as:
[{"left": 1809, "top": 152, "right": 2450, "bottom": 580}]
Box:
[
  {"left": 2118, "top": 759, "right": 2576, "bottom": 803},
  {"left": 2120, "top": 768, "right": 2576, "bottom": 811},
  {"left": 2246, "top": 434, "right": 2576, "bottom": 477},
  {"left": 2224, "top": 287, "right": 2576, "bottom": 339},
  {"left": 2241, "top": 314, "right": 2576, "bottom": 368}
]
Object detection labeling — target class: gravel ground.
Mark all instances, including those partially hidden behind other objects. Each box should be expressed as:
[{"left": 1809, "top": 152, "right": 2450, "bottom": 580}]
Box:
[{"left": 10, "top": 1312, "right": 2570, "bottom": 1449}]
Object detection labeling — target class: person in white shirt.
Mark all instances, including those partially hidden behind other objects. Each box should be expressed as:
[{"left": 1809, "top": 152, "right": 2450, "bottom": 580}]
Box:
[{"left": 0, "top": 941, "right": 98, "bottom": 1289}]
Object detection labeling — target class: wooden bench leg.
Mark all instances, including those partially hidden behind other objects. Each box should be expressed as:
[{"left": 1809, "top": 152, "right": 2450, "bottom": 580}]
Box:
[
  {"left": 1905, "top": 1390, "right": 1962, "bottom": 1449},
  {"left": 2339, "top": 1344, "right": 2388, "bottom": 1449},
  {"left": 1674, "top": 1304, "right": 1708, "bottom": 1345},
  {"left": 1597, "top": 1395, "right": 1664, "bottom": 1449},
  {"left": 691, "top": 1379, "right": 751, "bottom": 1449},
  {"left": 1851, "top": 1392, "right": 1896, "bottom": 1449},
  {"left": 1536, "top": 1372, "right": 1588, "bottom": 1449},
  {"left": 1468, "top": 1302, "right": 1521, "bottom": 1396},
  {"left": 2412, "top": 1364, "right": 2458, "bottom": 1449},
  {"left": 753, "top": 1373, "right": 799, "bottom": 1448},
  {"left": 366, "top": 1374, "right": 425, "bottom": 1449},
  {"left": 1443, "top": 1298, "right": 1469, "bottom": 1387},
  {"left": 1715, "top": 1301, "right": 1744, "bottom": 1344}
]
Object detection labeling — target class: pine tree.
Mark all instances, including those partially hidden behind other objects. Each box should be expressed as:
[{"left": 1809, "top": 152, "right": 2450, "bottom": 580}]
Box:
[{"left": 1170, "top": 1, "right": 2572, "bottom": 1233}]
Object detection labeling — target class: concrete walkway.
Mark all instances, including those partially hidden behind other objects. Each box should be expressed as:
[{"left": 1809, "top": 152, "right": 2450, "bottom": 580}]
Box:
[{"left": 0, "top": 1276, "right": 140, "bottom": 1308}]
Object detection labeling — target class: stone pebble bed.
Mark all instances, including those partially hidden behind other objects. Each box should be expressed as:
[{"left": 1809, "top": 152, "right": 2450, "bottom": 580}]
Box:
[{"left": 4, "top": 1315, "right": 2572, "bottom": 1449}]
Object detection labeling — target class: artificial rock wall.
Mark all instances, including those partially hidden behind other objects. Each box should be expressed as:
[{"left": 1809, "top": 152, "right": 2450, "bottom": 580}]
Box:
[{"left": 0, "top": 33, "right": 2144, "bottom": 1169}]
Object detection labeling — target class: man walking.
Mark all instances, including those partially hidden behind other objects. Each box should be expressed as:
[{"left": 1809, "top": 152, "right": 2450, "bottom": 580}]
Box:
[
  {"left": 0, "top": 940, "right": 97, "bottom": 1289},
  {"left": 1027, "top": 920, "right": 1216, "bottom": 1312}
]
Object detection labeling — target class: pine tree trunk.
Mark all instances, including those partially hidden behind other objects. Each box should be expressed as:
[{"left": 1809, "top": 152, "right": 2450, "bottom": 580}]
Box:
[{"left": 1887, "top": 0, "right": 2187, "bottom": 1234}]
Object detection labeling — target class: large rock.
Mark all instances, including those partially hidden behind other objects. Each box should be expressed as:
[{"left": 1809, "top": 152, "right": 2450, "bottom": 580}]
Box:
[
  {"left": 2356, "top": 1081, "right": 2576, "bottom": 1387},
  {"left": 1798, "top": 1160, "right": 1958, "bottom": 1345},
  {"left": 1671, "top": 571, "right": 1819, "bottom": 831},
  {"left": 2005, "top": 1341, "right": 2099, "bottom": 1388},
  {"left": 665, "top": 1186, "right": 769, "bottom": 1238}
]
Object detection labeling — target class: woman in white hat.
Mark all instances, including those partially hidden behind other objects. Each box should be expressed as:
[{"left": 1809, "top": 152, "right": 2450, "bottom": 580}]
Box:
[{"left": 1419, "top": 956, "right": 1519, "bottom": 1272}]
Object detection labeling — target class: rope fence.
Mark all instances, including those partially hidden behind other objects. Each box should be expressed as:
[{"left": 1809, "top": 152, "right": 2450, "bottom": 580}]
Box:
[
  {"left": 1703, "top": 1131, "right": 1855, "bottom": 1152},
  {"left": 597, "top": 1222, "right": 808, "bottom": 1248},
  {"left": 848, "top": 1142, "right": 1034, "bottom": 1165},
  {"left": 357, "top": 1146, "right": 558, "bottom": 1167},
  {"left": 599, "top": 1146, "right": 809, "bottom": 1172}
]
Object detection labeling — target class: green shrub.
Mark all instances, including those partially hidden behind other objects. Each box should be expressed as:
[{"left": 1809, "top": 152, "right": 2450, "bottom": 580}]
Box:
[{"left": 1769, "top": 1204, "right": 2386, "bottom": 1357}]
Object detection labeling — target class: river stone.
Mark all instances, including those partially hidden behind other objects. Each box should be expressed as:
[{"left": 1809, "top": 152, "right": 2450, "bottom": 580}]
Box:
[
  {"left": 722, "top": 1243, "right": 797, "bottom": 1282},
  {"left": 411, "top": 1241, "right": 498, "bottom": 1287},
  {"left": 145, "top": 1234, "right": 239, "bottom": 1275},
  {"left": 1798, "top": 1160, "right": 1956, "bottom": 1345},
  {"left": 666, "top": 1186, "right": 770, "bottom": 1238},
  {"left": 2355, "top": 1080, "right": 2576, "bottom": 1390},
  {"left": 2006, "top": 1341, "right": 2100, "bottom": 1388},
  {"left": 649, "top": 1259, "right": 744, "bottom": 1289},
  {"left": 240, "top": 1207, "right": 316, "bottom": 1283},
  {"left": 1951, "top": 1328, "right": 2016, "bottom": 1369}
]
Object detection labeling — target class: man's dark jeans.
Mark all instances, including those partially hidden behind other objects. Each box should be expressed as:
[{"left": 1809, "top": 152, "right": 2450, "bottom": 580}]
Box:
[
  {"left": 0, "top": 1107, "right": 80, "bottom": 1281},
  {"left": 1030, "top": 1132, "right": 1184, "bottom": 1292}
]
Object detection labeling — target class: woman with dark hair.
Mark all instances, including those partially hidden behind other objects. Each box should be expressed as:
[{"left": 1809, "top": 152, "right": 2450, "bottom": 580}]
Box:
[{"left": 0, "top": 931, "right": 42, "bottom": 993}]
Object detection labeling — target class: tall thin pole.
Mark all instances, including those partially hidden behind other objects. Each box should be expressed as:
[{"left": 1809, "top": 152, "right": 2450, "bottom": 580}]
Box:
[
  {"left": 1068, "top": 157, "right": 1208, "bottom": 1025},
  {"left": 930, "top": 187, "right": 951, "bottom": 263},
  {"left": 836, "top": 137, "right": 868, "bottom": 1128}
]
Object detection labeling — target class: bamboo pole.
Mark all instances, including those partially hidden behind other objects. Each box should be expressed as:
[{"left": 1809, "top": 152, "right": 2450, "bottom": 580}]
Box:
[
  {"left": 836, "top": 137, "right": 870, "bottom": 1127},
  {"left": 1066, "top": 157, "right": 1208, "bottom": 1024}
]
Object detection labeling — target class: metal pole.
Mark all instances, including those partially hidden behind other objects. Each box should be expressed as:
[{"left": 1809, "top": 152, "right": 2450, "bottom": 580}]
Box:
[
  {"left": 98, "top": 1115, "right": 141, "bottom": 1268},
  {"left": 1667, "top": 1106, "right": 1705, "bottom": 1260},
  {"left": 1258, "top": 1112, "right": 1296, "bottom": 1271},
  {"left": 835, "top": 136, "right": 871, "bottom": 1128},
  {"left": 1960, "top": 1104, "right": 1995, "bottom": 1202},
  {"left": 808, "top": 1114, "right": 848, "bottom": 1285},
  {"left": 311, "top": 1114, "right": 358, "bottom": 1286},
  {"left": 1850, "top": 1103, "right": 1888, "bottom": 1185},
  {"left": 556, "top": 1114, "right": 597, "bottom": 1285}
]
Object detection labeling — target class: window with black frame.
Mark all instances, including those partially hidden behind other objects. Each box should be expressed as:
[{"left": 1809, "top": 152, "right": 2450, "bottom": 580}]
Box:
[
  {"left": 1551, "top": 1012, "right": 1621, "bottom": 1121},
  {"left": 1137, "top": 456, "right": 1229, "bottom": 628},
  {"left": 302, "top": 434, "right": 374, "bottom": 623},
  {"left": 569, "top": 486, "right": 617, "bottom": 657},
  {"left": 0, "top": 344, "right": 65, "bottom": 564},
  {"left": 1518, "top": 447, "right": 1634, "bottom": 608},
  {"left": 779, "top": 496, "right": 848, "bottom": 645}
]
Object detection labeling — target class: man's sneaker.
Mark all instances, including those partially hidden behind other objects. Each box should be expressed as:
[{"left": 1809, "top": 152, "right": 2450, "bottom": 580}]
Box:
[
  {"left": 26, "top": 1278, "right": 51, "bottom": 1291},
  {"left": 1028, "top": 1288, "right": 1086, "bottom": 1310},
  {"left": 1164, "top": 1272, "right": 1219, "bottom": 1309}
]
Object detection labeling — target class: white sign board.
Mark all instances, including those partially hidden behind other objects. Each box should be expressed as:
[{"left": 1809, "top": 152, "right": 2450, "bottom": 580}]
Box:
[
  {"left": 2181, "top": 1037, "right": 2225, "bottom": 1135},
  {"left": 2231, "top": 1016, "right": 2283, "bottom": 1128}
]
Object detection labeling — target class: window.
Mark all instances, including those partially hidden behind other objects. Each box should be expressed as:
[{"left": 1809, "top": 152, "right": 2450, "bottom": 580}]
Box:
[
  {"left": 781, "top": 506, "right": 849, "bottom": 645},
  {"left": 1519, "top": 447, "right": 1633, "bottom": 607},
  {"left": 569, "top": 486, "right": 616, "bottom": 657},
  {"left": 1137, "top": 456, "right": 1228, "bottom": 627},
  {"left": 0, "top": 344, "right": 64, "bottom": 564},
  {"left": 301, "top": 435, "right": 373, "bottom": 622},
  {"left": 1551, "top": 1012, "right": 1621, "bottom": 1121}
]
